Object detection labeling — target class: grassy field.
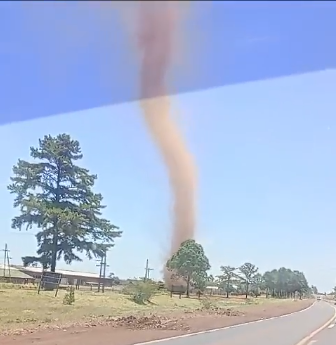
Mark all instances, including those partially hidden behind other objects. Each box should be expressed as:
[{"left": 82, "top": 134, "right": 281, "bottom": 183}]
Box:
[{"left": 0, "top": 284, "right": 297, "bottom": 333}]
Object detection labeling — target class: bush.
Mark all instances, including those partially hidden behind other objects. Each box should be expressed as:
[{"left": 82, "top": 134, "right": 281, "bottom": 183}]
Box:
[
  {"left": 63, "top": 286, "right": 75, "bottom": 305},
  {"left": 200, "top": 297, "right": 215, "bottom": 310},
  {"left": 123, "top": 281, "right": 158, "bottom": 305}
]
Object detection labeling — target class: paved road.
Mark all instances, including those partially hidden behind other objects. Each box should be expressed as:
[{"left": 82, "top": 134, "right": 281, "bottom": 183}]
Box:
[
  {"left": 141, "top": 302, "right": 335, "bottom": 345},
  {"left": 308, "top": 308, "right": 336, "bottom": 345}
]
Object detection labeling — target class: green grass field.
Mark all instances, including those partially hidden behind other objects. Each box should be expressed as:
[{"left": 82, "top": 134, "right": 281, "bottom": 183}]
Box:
[{"left": 0, "top": 283, "right": 298, "bottom": 333}]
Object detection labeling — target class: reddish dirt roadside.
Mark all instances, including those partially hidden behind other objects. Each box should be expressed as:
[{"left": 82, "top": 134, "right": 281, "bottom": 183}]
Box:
[{"left": 1, "top": 299, "right": 314, "bottom": 345}]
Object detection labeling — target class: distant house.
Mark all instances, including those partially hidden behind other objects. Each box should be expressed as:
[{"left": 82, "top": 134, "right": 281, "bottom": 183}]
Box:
[{"left": 205, "top": 285, "right": 219, "bottom": 295}]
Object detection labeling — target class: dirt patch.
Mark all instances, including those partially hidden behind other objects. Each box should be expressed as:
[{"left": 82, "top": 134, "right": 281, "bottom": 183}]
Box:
[
  {"left": 0, "top": 299, "right": 313, "bottom": 345},
  {"left": 195, "top": 307, "right": 243, "bottom": 316},
  {"left": 114, "top": 315, "right": 190, "bottom": 331},
  {"left": 112, "top": 308, "right": 243, "bottom": 331}
]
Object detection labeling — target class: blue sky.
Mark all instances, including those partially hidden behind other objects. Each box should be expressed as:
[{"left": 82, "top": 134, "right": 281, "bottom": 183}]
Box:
[
  {"left": 0, "top": 2, "right": 336, "bottom": 292},
  {"left": 1, "top": 70, "right": 336, "bottom": 292}
]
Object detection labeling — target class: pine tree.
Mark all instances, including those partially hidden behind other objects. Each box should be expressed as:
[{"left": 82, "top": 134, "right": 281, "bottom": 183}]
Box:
[{"left": 8, "top": 134, "right": 121, "bottom": 272}]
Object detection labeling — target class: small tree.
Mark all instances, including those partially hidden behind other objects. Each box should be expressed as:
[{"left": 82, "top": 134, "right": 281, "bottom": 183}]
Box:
[
  {"left": 193, "top": 272, "right": 209, "bottom": 297},
  {"left": 217, "top": 265, "right": 236, "bottom": 298},
  {"left": 238, "top": 262, "right": 258, "bottom": 298},
  {"left": 108, "top": 273, "right": 121, "bottom": 285},
  {"left": 250, "top": 273, "right": 264, "bottom": 297},
  {"left": 311, "top": 285, "right": 318, "bottom": 295},
  {"left": 8, "top": 134, "right": 122, "bottom": 273},
  {"left": 166, "top": 239, "right": 211, "bottom": 297}
]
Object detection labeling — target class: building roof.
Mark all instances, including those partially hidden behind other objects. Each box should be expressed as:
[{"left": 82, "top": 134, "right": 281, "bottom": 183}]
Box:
[
  {"left": 0, "top": 265, "right": 34, "bottom": 279},
  {"left": 13, "top": 265, "right": 100, "bottom": 279}
]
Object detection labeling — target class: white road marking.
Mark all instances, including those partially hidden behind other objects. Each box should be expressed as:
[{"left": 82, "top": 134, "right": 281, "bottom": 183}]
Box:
[
  {"left": 134, "top": 301, "right": 317, "bottom": 345},
  {"left": 307, "top": 341, "right": 317, "bottom": 345},
  {"left": 295, "top": 306, "right": 336, "bottom": 345}
]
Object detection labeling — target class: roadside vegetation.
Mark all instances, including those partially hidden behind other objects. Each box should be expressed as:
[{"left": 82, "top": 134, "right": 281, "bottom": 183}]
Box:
[
  {"left": 0, "top": 282, "right": 311, "bottom": 334},
  {"left": 165, "top": 239, "right": 311, "bottom": 300}
]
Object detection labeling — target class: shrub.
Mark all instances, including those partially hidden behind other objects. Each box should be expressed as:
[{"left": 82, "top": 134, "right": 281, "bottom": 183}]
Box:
[
  {"left": 123, "top": 281, "right": 158, "bottom": 305},
  {"left": 63, "top": 286, "right": 75, "bottom": 305},
  {"left": 200, "top": 297, "right": 214, "bottom": 310}
]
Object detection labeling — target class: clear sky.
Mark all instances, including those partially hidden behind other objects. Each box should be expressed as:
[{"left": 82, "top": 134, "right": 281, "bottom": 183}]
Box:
[{"left": 1, "top": 69, "right": 335, "bottom": 292}]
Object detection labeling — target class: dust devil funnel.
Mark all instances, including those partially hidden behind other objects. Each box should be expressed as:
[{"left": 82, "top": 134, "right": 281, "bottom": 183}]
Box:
[{"left": 136, "top": 2, "right": 197, "bottom": 283}]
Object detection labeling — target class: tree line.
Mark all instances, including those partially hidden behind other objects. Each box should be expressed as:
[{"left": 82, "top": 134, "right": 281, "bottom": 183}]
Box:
[{"left": 166, "top": 239, "right": 312, "bottom": 299}]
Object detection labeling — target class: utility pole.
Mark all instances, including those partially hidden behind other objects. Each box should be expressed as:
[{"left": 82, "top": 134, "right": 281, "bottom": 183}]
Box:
[
  {"left": 7, "top": 250, "right": 11, "bottom": 278},
  {"left": 96, "top": 256, "right": 103, "bottom": 292},
  {"left": 101, "top": 252, "right": 109, "bottom": 293},
  {"left": 144, "top": 259, "right": 153, "bottom": 281},
  {"left": 2, "top": 244, "right": 10, "bottom": 277},
  {"left": 96, "top": 251, "right": 109, "bottom": 293}
]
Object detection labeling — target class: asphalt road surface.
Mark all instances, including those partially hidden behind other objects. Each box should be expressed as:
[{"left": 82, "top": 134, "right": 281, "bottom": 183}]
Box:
[
  {"left": 138, "top": 301, "right": 336, "bottom": 345},
  {"left": 308, "top": 309, "right": 336, "bottom": 345}
]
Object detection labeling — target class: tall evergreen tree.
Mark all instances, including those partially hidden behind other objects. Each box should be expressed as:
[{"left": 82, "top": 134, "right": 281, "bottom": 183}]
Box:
[{"left": 8, "top": 134, "right": 121, "bottom": 272}]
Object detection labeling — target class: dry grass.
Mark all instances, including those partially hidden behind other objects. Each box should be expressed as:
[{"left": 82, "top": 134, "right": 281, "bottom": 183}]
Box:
[{"left": 0, "top": 284, "right": 296, "bottom": 333}]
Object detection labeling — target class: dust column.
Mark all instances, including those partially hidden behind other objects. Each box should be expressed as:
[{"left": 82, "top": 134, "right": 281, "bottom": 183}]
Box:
[{"left": 136, "top": 2, "right": 197, "bottom": 273}]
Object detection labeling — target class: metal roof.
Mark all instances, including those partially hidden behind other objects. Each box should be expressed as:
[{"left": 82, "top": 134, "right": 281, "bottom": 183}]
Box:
[
  {"left": 0, "top": 265, "right": 34, "bottom": 279},
  {"left": 13, "top": 265, "right": 100, "bottom": 279}
]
